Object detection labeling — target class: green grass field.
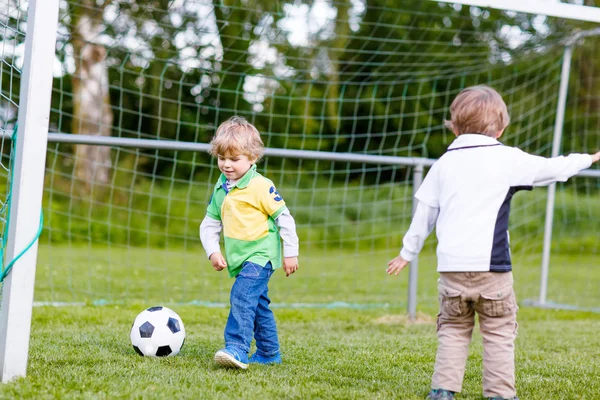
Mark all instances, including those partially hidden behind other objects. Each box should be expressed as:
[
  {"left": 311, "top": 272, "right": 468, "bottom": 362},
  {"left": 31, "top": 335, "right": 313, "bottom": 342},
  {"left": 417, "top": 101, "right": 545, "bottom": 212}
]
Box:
[
  {"left": 0, "top": 307, "right": 597, "bottom": 399},
  {"left": 0, "top": 246, "right": 598, "bottom": 399},
  {"left": 33, "top": 244, "right": 600, "bottom": 310}
]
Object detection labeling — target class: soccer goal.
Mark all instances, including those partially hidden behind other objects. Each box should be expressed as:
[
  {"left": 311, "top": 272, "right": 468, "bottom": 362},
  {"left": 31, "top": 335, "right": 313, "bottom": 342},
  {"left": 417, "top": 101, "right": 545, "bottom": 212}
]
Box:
[
  {"left": 1, "top": 0, "right": 599, "bottom": 381},
  {"left": 0, "top": 0, "right": 59, "bottom": 382}
]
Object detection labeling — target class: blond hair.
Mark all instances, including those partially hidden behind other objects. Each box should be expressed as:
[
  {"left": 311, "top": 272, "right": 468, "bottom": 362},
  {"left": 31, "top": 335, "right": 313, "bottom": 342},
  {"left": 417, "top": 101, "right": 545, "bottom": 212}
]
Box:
[
  {"left": 209, "top": 116, "right": 264, "bottom": 161},
  {"left": 445, "top": 85, "right": 510, "bottom": 137}
]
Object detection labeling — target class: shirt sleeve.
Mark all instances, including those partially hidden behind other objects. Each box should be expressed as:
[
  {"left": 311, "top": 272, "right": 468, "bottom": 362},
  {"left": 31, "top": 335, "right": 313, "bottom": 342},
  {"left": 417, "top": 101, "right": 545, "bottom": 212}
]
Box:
[
  {"left": 199, "top": 215, "right": 222, "bottom": 259},
  {"left": 519, "top": 152, "right": 593, "bottom": 187},
  {"left": 399, "top": 201, "right": 439, "bottom": 262},
  {"left": 414, "top": 162, "right": 440, "bottom": 208},
  {"left": 257, "top": 181, "right": 287, "bottom": 218},
  {"left": 275, "top": 209, "right": 299, "bottom": 258},
  {"left": 206, "top": 193, "right": 221, "bottom": 221}
]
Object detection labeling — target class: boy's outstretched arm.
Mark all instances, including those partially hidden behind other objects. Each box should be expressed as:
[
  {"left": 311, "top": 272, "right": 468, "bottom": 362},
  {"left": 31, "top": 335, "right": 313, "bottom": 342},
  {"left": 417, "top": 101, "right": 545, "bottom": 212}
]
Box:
[
  {"left": 528, "top": 151, "right": 600, "bottom": 186},
  {"left": 200, "top": 216, "right": 227, "bottom": 271},
  {"left": 387, "top": 201, "right": 438, "bottom": 276}
]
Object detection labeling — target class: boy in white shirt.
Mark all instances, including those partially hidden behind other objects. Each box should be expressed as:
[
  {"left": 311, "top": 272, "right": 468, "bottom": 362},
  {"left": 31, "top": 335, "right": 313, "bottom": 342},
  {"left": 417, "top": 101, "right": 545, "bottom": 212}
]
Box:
[{"left": 387, "top": 85, "right": 600, "bottom": 400}]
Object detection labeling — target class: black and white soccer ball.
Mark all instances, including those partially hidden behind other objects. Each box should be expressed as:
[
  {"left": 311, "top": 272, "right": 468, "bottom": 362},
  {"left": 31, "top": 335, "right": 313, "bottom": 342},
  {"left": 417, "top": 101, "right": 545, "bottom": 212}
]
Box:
[{"left": 130, "top": 306, "right": 185, "bottom": 357}]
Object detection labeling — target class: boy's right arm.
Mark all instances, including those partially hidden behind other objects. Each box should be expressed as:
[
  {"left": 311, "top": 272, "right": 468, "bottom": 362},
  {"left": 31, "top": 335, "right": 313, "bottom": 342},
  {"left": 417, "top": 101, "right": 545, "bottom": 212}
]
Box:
[
  {"left": 199, "top": 216, "right": 227, "bottom": 271},
  {"left": 387, "top": 201, "right": 438, "bottom": 275},
  {"left": 526, "top": 151, "right": 600, "bottom": 186},
  {"left": 400, "top": 201, "right": 439, "bottom": 261}
]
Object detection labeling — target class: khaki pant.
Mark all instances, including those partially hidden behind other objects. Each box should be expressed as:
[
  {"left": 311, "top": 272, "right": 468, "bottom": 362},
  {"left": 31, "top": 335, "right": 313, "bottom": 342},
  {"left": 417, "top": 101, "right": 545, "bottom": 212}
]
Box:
[{"left": 432, "top": 271, "right": 518, "bottom": 398}]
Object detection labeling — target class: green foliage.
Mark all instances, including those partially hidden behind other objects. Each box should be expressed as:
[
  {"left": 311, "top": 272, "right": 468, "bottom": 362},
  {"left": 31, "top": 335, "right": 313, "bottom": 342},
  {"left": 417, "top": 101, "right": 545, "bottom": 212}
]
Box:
[{"left": 37, "top": 0, "right": 599, "bottom": 185}]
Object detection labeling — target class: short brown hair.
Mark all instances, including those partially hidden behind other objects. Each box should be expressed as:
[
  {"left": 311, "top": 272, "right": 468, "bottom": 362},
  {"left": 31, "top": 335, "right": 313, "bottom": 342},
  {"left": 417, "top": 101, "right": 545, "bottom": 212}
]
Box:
[
  {"left": 445, "top": 85, "right": 510, "bottom": 137},
  {"left": 209, "top": 116, "right": 264, "bottom": 161}
]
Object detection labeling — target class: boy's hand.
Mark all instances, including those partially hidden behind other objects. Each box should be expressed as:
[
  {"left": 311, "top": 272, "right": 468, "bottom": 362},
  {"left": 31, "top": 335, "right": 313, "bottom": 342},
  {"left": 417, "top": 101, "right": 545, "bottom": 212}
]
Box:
[
  {"left": 591, "top": 151, "right": 600, "bottom": 163},
  {"left": 209, "top": 252, "right": 227, "bottom": 271},
  {"left": 283, "top": 257, "right": 299, "bottom": 277},
  {"left": 386, "top": 255, "right": 409, "bottom": 276}
]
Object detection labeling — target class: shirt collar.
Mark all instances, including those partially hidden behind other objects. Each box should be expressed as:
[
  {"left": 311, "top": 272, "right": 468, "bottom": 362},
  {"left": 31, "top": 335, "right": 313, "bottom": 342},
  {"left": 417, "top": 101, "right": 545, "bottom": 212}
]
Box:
[
  {"left": 447, "top": 133, "right": 501, "bottom": 150},
  {"left": 218, "top": 164, "right": 257, "bottom": 190}
]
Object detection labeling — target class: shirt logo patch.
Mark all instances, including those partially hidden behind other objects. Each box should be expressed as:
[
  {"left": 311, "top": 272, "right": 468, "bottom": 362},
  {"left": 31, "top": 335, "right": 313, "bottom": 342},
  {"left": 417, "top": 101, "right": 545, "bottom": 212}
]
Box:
[{"left": 269, "top": 186, "right": 283, "bottom": 201}]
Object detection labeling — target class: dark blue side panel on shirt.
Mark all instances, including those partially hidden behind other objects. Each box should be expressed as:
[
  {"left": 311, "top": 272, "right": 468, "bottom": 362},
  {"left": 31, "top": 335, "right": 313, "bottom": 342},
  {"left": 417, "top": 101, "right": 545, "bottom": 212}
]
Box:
[{"left": 490, "top": 186, "right": 533, "bottom": 272}]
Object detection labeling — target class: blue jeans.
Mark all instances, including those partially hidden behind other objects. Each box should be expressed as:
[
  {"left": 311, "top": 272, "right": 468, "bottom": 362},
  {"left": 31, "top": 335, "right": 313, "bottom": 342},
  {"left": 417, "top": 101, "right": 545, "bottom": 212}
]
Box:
[{"left": 224, "top": 261, "right": 280, "bottom": 357}]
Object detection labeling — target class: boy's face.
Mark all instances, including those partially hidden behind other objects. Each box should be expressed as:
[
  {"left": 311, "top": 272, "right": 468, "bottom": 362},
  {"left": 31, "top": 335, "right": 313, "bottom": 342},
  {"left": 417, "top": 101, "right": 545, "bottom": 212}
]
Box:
[{"left": 217, "top": 152, "right": 254, "bottom": 181}]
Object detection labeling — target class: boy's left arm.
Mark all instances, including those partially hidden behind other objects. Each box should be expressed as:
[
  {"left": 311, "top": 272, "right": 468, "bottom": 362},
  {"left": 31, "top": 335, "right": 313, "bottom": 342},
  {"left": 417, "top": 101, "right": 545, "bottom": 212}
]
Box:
[
  {"left": 387, "top": 201, "right": 438, "bottom": 275},
  {"left": 523, "top": 152, "right": 596, "bottom": 187},
  {"left": 276, "top": 210, "right": 299, "bottom": 277},
  {"left": 257, "top": 181, "right": 299, "bottom": 277}
]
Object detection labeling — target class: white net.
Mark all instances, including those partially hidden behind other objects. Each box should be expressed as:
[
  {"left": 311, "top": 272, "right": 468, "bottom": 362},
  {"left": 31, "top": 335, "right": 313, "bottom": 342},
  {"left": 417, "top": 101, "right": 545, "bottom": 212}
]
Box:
[
  {"left": 0, "top": 0, "right": 25, "bottom": 289},
  {"left": 1, "top": 0, "right": 595, "bottom": 310}
]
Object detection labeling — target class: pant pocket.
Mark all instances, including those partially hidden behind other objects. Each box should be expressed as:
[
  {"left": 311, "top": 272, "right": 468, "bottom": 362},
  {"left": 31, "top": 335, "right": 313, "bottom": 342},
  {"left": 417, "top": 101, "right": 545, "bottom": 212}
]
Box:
[
  {"left": 438, "top": 282, "right": 464, "bottom": 317},
  {"left": 480, "top": 286, "right": 515, "bottom": 317},
  {"left": 238, "top": 261, "right": 261, "bottom": 278}
]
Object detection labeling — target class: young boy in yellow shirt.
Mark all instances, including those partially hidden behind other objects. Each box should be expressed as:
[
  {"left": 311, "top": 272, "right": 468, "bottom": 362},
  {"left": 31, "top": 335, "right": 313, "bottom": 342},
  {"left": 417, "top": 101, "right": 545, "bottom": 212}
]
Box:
[{"left": 200, "top": 116, "right": 299, "bottom": 369}]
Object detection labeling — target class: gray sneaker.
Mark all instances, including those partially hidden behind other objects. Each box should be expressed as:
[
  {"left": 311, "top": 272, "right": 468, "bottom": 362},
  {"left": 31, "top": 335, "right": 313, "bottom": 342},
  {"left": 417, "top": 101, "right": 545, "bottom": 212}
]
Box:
[{"left": 427, "top": 389, "right": 455, "bottom": 400}]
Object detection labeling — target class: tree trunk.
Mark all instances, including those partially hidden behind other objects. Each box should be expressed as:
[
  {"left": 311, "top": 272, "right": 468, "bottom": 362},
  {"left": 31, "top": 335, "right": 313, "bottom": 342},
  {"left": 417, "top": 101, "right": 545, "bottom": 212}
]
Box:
[
  {"left": 213, "top": 0, "right": 254, "bottom": 116},
  {"left": 326, "top": 1, "right": 351, "bottom": 133},
  {"left": 71, "top": 1, "right": 113, "bottom": 193}
]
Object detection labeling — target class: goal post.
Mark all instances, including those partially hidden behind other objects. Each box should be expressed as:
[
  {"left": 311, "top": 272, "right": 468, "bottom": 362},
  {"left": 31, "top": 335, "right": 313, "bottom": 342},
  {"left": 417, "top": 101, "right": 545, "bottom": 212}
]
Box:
[
  {"left": 539, "top": 43, "right": 573, "bottom": 306},
  {"left": 432, "top": 0, "right": 600, "bottom": 24},
  {"left": 0, "top": 0, "right": 60, "bottom": 382}
]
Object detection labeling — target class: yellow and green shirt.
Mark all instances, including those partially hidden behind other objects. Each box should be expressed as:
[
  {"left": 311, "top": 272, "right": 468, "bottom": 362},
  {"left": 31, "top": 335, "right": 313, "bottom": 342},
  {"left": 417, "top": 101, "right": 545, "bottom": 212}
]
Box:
[{"left": 206, "top": 164, "right": 287, "bottom": 277}]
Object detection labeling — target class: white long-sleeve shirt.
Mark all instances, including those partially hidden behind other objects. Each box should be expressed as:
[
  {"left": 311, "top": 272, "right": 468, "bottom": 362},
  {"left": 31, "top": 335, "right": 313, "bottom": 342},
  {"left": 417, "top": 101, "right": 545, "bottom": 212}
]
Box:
[
  {"left": 400, "top": 134, "right": 593, "bottom": 272},
  {"left": 199, "top": 208, "right": 299, "bottom": 260},
  {"left": 399, "top": 201, "right": 438, "bottom": 262}
]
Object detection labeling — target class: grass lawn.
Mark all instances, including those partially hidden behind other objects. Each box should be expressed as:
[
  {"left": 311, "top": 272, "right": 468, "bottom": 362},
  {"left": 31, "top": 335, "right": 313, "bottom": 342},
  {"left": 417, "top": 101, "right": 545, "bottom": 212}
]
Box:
[
  {"left": 0, "top": 245, "right": 597, "bottom": 398},
  {"left": 33, "top": 245, "right": 600, "bottom": 310},
  {"left": 0, "top": 306, "right": 597, "bottom": 399}
]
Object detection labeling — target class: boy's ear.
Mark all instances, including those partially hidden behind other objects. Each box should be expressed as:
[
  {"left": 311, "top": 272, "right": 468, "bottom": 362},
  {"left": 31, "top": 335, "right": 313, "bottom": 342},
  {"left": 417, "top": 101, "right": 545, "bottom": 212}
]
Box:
[
  {"left": 445, "top": 120, "right": 460, "bottom": 137},
  {"left": 495, "top": 129, "right": 504, "bottom": 139}
]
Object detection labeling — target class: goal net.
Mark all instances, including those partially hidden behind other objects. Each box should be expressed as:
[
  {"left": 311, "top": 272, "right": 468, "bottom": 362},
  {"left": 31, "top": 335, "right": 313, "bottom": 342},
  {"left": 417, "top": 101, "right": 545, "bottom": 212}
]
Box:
[
  {"left": 0, "top": 1, "right": 25, "bottom": 293},
  {"left": 3, "top": 0, "right": 598, "bottom": 312}
]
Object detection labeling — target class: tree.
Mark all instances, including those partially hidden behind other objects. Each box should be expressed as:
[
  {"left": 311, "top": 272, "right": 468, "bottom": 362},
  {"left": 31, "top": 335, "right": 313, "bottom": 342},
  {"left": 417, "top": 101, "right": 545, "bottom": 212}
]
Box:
[{"left": 70, "top": 0, "right": 113, "bottom": 192}]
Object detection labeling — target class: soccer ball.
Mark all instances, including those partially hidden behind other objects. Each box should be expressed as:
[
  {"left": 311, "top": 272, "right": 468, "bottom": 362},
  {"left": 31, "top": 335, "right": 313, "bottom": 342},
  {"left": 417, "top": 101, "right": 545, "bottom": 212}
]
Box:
[{"left": 130, "top": 306, "right": 186, "bottom": 357}]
